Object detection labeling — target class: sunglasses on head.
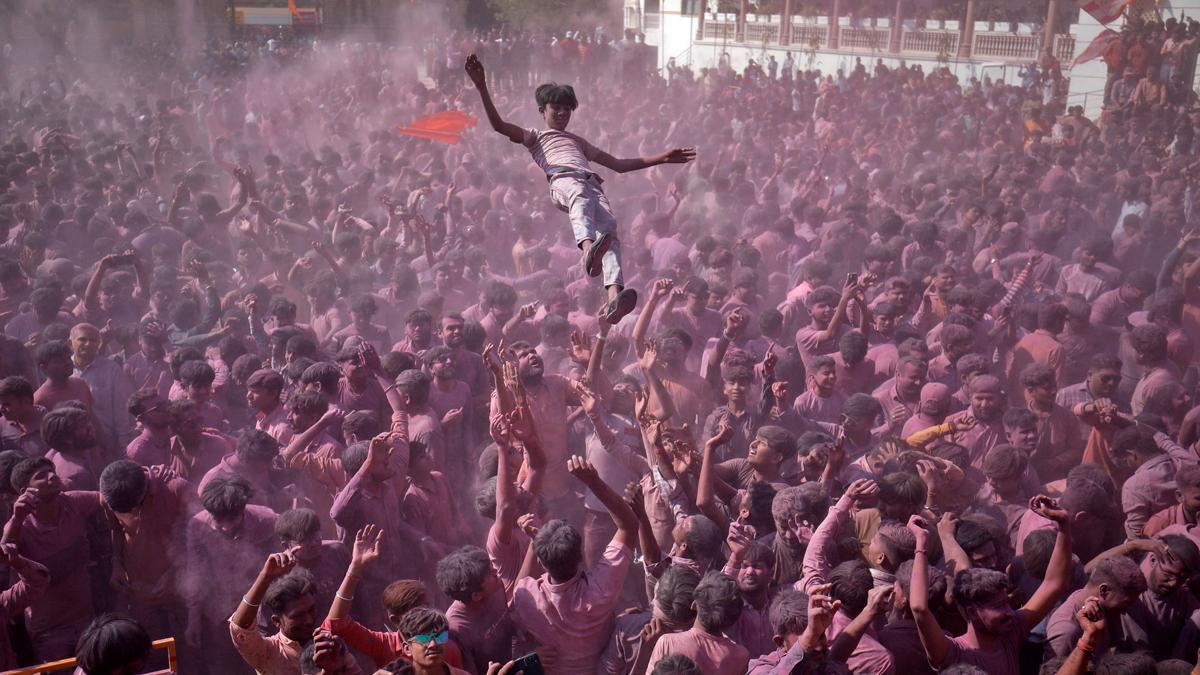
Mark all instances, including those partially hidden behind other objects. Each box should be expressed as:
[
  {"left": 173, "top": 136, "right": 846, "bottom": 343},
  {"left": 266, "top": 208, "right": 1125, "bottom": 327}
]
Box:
[{"left": 409, "top": 630, "right": 449, "bottom": 646}]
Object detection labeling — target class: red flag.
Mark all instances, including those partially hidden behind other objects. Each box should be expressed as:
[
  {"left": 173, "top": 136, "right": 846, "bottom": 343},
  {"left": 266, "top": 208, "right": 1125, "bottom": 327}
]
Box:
[
  {"left": 1070, "top": 0, "right": 1128, "bottom": 24},
  {"left": 396, "top": 111, "right": 480, "bottom": 145},
  {"left": 1071, "top": 29, "right": 1120, "bottom": 68},
  {"left": 287, "top": 0, "right": 301, "bottom": 18}
]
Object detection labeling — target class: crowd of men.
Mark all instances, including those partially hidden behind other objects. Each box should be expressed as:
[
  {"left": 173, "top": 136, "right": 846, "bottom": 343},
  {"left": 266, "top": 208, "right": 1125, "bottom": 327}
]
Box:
[{"left": 1, "top": 8, "right": 1200, "bottom": 675}]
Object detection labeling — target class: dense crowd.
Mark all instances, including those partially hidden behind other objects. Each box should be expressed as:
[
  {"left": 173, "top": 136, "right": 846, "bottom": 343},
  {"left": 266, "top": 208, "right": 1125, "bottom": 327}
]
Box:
[{"left": 1, "top": 9, "right": 1200, "bottom": 675}]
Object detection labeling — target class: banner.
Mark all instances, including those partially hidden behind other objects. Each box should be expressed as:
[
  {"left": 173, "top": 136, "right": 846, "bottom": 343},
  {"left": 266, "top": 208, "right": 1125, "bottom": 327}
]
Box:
[
  {"left": 1070, "top": 28, "right": 1120, "bottom": 68},
  {"left": 1071, "top": 0, "right": 1129, "bottom": 24},
  {"left": 396, "top": 111, "right": 480, "bottom": 145}
]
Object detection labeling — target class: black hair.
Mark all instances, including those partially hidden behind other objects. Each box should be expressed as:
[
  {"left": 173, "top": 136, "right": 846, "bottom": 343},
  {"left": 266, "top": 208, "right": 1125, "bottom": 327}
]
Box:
[
  {"left": 768, "top": 588, "right": 809, "bottom": 638},
  {"left": 75, "top": 614, "right": 152, "bottom": 675},
  {"left": 533, "top": 519, "right": 583, "bottom": 581},
  {"left": 435, "top": 545, "right": 493, "bottom": 602},
  {"left": 41, "top": 406, "right": 89, "bottom": 448},
  {"left": 236, "top": 429, "right": 280, "bottom": 464},
  {"left": 680, "top": 515, "right": 723, "bottom": 561},
  {"left": 396, "top": 606, "right": 448, "bottom": 640},
  {"left": 200, "top": 475, "right": 253, "bottom": 518},
  {"left": 300, "top": 362, "right": 342, "bottom": 391},
  {"left": 827, "top": 560, "right": 873, "bottom": 614},
  {"left": 99, "top": 461, "right": 148, "bottom": 513},
  {"left": 35, "top": 339, "right": 72, "bottom": 365},
  {"left": 655, "top": 565, "right": 700, "bottom": 624},
  {"left": 651, "top": 655, "right": 701, "bottom": 675},
  {"left": 179, "top": 360, "right": 216, "bottom": 388},
  {"left": 287, "top": 390, "right": 329, "bottom": 417},
  {"left": 275, "top": 508, "right": 321, "bottom": 543},
  {"left": 341, "top": 442, "right": 369, "bottom": 477},
  {"left": 0, "top": 376, "right": 34, "bottom": 400},
  {"left": 693, "top": 571, "right": 742, "bottom": 632},
  {"left": 264, "top": 568, "right": 316, "bottom": 616},
  {"left": 11, "top": 457, "right": 53, "bottom": 491},
  {"left": 535, "top": 83, "right": 579, "bottom": 111}
]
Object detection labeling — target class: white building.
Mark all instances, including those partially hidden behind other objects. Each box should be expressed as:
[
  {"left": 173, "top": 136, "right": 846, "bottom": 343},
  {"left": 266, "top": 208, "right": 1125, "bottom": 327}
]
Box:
[{"left": 629, "top": 0, "right": 1200, "bottom": 118}]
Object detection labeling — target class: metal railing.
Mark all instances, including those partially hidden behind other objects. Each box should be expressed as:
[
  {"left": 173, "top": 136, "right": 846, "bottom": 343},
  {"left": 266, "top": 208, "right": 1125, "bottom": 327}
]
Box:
[
  {"left": 839, "top": 26, "right": 891, "bottom": 52},
  {"left": 8, "top": 638, "right": 178, "bottom": 674},
  {"left": 684, "top": 12, "right": 1076, "bottom": 65},
  {"left": 901, "top": 29, "right": 960, "bottom": 55},
  {"left": 788, "top": 24, "right": 828, "bottom": 49}
]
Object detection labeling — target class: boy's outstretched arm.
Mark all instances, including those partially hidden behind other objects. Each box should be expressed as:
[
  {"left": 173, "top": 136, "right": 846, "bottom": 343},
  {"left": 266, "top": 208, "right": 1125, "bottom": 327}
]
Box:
[
  {"left": 592, "top": 147, "right": 696, "bottom": 174},
  {"left": 465, "top": 55, "right": 524, "bottom": 144}
]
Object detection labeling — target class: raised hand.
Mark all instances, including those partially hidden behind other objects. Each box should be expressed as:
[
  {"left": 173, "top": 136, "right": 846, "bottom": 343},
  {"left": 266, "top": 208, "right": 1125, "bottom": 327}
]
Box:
[
  {"left": 651, "top": 278, "right": 674, "bottom": 300},
  {"left": 845, "top": 478, "right": 879, "bottom": 504},
  {"left": 864, "top": 584, "right": 895, "bottom": 617},
  {"left": 464, "top": 54, "right": 487, "bottom": 87},
  {"left": 1030, "top": 495, "right": 1070, "bottom": 527},
  {"left": 662, "top": 148, "right": 697, "bottom": 164},
  {"left": 567, "top": 456, "right": 599, "bottom": 484},
  {"left": 568, "top": 330, "right": 592, "bottom": 366},
  {"left": 907, "top": 514, "right": 931, "bottom": 546},
  {"left": 11, "top": 488, "right": 37, "bottom": 521},
  {"left": 574, "top": 380, "right": 600, "bottom": 416},
  {"left": 1076, "top": 596, "right": 1106, "bottom": 638},
  {"left": 319, "top": 407, "right": 347, "bottom": 430},
  {"left": 624, "top": 481, "right": 646, "bottom": 517},
  {"left": 351, "top": 524, "right": 384, "bottom": 570},
  {"left": 263, "top": 549, "right": 298, "bottom": 580},
  {"left": 639, "top": 339, "right": 660, "bottom": 373},
  {"left": 517, "top": 513, "right": 540, "bottom": 538},
  {"left": 949, "top": 414, "right": 976, "bottom": 432},
  {"left": 708, "top": 419, "right": 734, "bottom": 447}
]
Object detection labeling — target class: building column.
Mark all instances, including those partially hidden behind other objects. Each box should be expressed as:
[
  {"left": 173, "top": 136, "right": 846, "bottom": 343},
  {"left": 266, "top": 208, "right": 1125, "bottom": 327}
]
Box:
[
  {"left": 829, "top": 0, "right": 841, "bottom": 48},
  {"left": 1043, "top": 0, "right": 1062, "bottom": 58},
  {"left": 890, "top": 0, "right": 904, "bottom": 53},
  {"left": 738, "top": 0, "right": 748, "bottom": 40},
  {"left": 958, "top": 0, "right": 976, "bottom": 57},
  {"left": 781, "top": 0, "right": 792, "bottom": 44},
  {"left": 696, "top": 0, "right": 706, "bottom": 40}
]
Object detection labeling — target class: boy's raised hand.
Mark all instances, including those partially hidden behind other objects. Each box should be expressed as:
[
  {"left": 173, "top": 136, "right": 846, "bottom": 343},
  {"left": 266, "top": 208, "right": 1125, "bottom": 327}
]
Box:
[
  {"left": 465, "top": 54, "right": 487, "bottom": 87},
  {"left": 662, "top": 148, "right": 696, "bottom": 164}
]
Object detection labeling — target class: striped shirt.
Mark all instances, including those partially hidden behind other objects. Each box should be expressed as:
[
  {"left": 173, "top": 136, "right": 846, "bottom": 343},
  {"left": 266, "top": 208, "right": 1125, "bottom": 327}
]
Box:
[{"left": 521, "top": 127, "right": 600, "bottom": 172}]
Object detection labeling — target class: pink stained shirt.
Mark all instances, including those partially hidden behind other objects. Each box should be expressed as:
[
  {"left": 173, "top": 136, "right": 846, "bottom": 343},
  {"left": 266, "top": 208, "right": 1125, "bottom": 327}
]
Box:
[
  {"left": 199, "top": 454, "right": 280, "bottom": 510},
  {"left": 0, "top": 558, "right": 50, "bottom": 671},
  {"left": 645, "top": 627, "right": 751, "bottom": 675},
  {"left": 792, "top": 389, "right": 846, "bottom": 425},
  {"left": 521, "top": 127, "right": 600, "bottom": 172},
  {"left": 45, "top": 448, "right": 102, "bottom": 491},
  {"left": 229, "top": 621, "right": 303, "bottom": 675},
  {"left": 126, "top": 431, "right": 172, "bottom": 467},
  {"left": 256, "top": 403, "right": 294, "bottom": 446},
  {"left": 15, "top": 491, "right": 101, "bottom": 637},
  {"left": 509, "top": 541, "right": 633, "bottom": 674},
  {"left": 168, "top": 432, "right": 232, "bottom": 485},
  {"left": 184, "top": 505, "right": 278, "bottom": 622},
  {"left": 403, "top": 470, "right": 464, "bottom": 545},
  {"left": 446, "top": 589, "right": 516, "bottom": 672},
  {"left": 33, "top": 377, "right": 93, "bottom": 413},
  {"left": 123, "top": 351, "right": 174, "bottom": 398}
]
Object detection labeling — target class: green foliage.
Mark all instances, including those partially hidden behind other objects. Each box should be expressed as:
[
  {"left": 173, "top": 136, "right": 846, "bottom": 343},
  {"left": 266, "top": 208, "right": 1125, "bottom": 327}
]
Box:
[{"left": 485, "top": 0, "right": 591, "bottom": 28}]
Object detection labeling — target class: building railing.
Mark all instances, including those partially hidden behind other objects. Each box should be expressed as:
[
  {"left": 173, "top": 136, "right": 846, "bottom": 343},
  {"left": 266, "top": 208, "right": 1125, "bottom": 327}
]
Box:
[{"left": 685, "top": 12, "right": 1076, "bottom": 64}]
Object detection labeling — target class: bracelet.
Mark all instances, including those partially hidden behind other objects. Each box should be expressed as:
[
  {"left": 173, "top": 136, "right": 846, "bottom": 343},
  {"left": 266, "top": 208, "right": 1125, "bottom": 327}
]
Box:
[
  {"left": 722, "top": 330, "right": 735, "bottom": 341},
  {"left": 914, "top": 549, "right": 927, "bottom": 555},
  {"left": 594, "top": 334, "right": 607, "bottom": 342},
  {"left": 1075, "top": 638, "right": 1095, "bottom": 654},
  {"left": 335, "top": 592, "right": 354, "bottom": 602},
  {"left": 240, "top": 597, "right": 260, "bottom": 608}
]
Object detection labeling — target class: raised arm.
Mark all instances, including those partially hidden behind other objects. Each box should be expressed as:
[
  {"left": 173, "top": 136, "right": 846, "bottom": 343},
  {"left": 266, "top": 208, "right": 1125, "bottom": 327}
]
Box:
[
  {"left": 231, "top": 551, "right": 298, "bottom": 630},
  {"left": 696, "top": 421, "right": 735, "bottom": 528},
  {"left": 327, "top": 526, "right": 382, "bottom": 622},
  {"left": 907, "top": 515, "right": 953, "bottom": 667},
  {"left": 633, "top": 279, "right": 673, "bottom": 357},
  {"left": 465, "top": 55, "right": 524, "bottom": 143},
  {"left": 1020, "top": 496, "right": 1073, "bottom": 631},
  {"left": 569, "top": 457, "right": 638, "bottom": 548}
]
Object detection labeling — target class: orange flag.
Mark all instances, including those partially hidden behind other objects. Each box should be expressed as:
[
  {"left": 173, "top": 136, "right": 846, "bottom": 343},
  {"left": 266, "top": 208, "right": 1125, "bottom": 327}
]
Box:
[
  {"left": 287, "top": 0, "right": 301, "bottom": 18},
  {"left": 396, "top": 111, "right": 480, "bottom": 145}
]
